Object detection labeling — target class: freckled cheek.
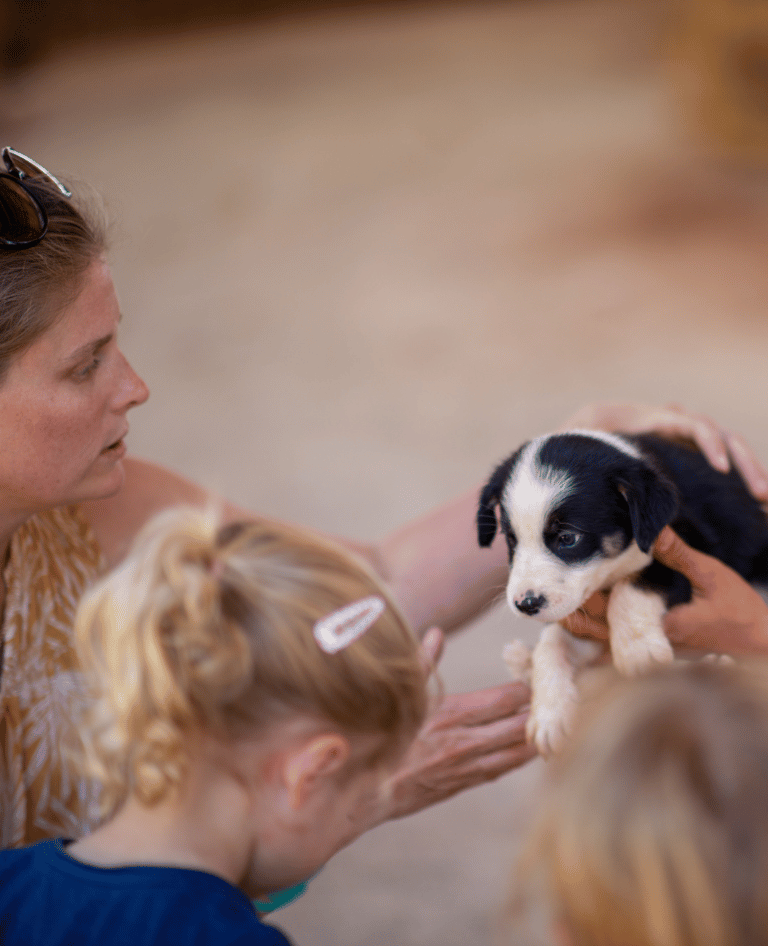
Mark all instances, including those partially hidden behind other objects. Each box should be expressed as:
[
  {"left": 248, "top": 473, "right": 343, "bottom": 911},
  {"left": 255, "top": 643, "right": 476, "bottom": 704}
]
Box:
[{"left": 30, "top": 406, "right": 105, "bottom": 471}]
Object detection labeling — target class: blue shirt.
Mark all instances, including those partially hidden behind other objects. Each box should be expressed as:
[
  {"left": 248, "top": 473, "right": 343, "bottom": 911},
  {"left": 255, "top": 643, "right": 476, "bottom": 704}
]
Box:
[{"left": 0, "top": 839, "right": 292, "bottom": 946}]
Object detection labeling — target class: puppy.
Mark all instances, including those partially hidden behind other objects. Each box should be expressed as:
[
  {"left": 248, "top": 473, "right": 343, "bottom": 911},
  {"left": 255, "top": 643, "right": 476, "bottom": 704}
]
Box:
[{"left": 477, "top": 429, "right": 768, "bottom": 754}]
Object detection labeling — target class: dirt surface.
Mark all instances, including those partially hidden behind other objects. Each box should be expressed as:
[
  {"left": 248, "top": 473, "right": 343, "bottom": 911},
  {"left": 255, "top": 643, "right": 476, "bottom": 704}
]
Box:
[{"left": 4, "top": 2, "right": 768, "bottom": 943}]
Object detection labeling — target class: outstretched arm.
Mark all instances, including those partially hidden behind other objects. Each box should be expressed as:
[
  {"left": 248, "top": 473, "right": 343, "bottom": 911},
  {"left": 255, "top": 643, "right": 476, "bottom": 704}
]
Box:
[
  {"left": 375, "top": 402, "right": 768, "bottom": 638},
  {"left": 373, "top": 488, "right": 510, "bottom": 638}
]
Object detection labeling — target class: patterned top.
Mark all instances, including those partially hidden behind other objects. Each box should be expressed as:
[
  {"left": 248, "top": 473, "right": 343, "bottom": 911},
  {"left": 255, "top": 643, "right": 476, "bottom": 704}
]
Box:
[{"left": 0, "top": 507, "right": 106, "bottom": 849}]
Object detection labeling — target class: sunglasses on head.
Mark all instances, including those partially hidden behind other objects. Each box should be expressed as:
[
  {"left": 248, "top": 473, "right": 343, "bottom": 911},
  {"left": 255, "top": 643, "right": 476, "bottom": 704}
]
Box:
[{"left": 0, "top": 147, "right": 72, "bottom": 250}]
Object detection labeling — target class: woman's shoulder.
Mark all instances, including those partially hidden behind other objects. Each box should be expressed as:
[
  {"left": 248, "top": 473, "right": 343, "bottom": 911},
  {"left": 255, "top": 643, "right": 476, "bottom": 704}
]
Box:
[{"left": 80, "top": 457, "right": 224, "bottom": 569}]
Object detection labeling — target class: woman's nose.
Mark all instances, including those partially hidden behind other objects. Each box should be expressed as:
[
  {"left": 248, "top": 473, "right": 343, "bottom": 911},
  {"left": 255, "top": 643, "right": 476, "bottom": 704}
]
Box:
[{"left": 116, "top": 350, "right": 150, "bottom": 410}]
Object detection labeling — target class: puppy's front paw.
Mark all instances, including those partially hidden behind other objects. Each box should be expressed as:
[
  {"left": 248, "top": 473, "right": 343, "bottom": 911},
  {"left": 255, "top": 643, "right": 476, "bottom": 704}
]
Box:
[
  {"left": 608, "top": 580, "right": 674, "bottom": 677},
  {"left": 612, "top": 628, "right": 673, "bottom": 677},
  {"left": 526, "top": 676, "right": 580, "bottom": 756}
]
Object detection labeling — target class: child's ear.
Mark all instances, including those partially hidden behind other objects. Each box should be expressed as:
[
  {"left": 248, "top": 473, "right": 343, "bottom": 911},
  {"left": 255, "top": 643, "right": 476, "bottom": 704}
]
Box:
[{"left": 282, "top": 734, "right": 351, "bottom": 810}]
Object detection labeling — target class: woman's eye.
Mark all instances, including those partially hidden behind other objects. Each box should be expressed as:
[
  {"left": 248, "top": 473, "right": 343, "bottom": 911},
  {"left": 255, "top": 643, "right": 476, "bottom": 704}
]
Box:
[
  {"left": 74, "top": 357, "right": 101, "bottom": 380},
  {"left": 557, "top": 531, "right": 580, "bottom": 549}
]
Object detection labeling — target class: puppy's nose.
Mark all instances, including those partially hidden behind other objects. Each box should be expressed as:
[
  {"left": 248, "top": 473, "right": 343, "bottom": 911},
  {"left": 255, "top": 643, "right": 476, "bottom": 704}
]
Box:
[{"left": 515, "top": 592, "right": 547, "bottom": 616}]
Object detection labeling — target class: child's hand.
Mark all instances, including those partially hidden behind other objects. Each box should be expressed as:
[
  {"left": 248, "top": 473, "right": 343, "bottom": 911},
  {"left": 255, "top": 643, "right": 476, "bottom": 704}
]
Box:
[
  {"left": 655, "top": 527, "right": 768, "bottom": 657},
  {"left": 370, "top": 627, "right": 535, "bottom": 824}
]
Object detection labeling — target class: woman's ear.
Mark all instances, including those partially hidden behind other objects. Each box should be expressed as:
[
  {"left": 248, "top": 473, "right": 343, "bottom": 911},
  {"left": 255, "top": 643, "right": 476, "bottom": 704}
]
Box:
[{"left": 282, "top": 734, "right": 351, "bottom": 810}]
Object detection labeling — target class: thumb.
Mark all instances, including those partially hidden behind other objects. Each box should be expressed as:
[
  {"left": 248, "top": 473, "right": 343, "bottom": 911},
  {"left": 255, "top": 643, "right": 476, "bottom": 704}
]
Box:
[
  {"left": 420, "top": 627, "right": 445, "bottom": 671},
  {"left": 653, "top": 527, "right": 708, "bottom": 589}
]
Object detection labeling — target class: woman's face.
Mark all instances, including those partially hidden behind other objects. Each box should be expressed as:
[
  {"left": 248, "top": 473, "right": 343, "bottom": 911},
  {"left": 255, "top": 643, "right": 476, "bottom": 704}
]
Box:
[{"left": 0, "top": 258, "right": 149, "bottom": 516}]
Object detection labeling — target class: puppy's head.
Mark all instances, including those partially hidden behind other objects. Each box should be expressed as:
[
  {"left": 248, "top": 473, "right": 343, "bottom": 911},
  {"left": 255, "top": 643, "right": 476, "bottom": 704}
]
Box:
[{"left": 477, "top": 431, "right": 678, "bottom": 622}]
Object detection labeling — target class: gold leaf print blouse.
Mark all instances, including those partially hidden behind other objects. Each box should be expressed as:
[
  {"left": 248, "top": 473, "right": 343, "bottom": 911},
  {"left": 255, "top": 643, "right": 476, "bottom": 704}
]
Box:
[{"left": 0, "top": 506, "right": 106, "bottom": 848}]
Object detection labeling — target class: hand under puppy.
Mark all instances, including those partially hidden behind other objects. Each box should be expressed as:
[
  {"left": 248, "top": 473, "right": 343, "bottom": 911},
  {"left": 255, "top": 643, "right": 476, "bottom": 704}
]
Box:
[{"left": 563, "top": 527, "right": 768, "bottom": 659}]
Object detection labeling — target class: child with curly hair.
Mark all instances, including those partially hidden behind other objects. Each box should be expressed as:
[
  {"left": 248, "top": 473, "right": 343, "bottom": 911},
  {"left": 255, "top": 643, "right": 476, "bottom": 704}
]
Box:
[
  {"left": 0, "top": 507, "right": 429, "bottom": 945},
  {"left": 522, "top": 660, "right": 768, "bottom": 946}
]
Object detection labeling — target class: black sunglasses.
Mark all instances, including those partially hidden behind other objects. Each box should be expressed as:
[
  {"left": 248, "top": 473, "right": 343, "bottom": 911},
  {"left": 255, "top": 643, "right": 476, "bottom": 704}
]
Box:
[{"left": 0, "top": 147, "right": 72, "bottom": 250}]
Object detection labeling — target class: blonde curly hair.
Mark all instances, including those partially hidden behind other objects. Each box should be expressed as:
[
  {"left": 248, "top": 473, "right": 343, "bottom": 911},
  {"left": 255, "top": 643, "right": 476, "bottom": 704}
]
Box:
[
  {"left": 520, "top": 661, "right": 768, "bottom": 946},
  {"left": 73, "top": 506, "right": 428, "bottom": 819}
]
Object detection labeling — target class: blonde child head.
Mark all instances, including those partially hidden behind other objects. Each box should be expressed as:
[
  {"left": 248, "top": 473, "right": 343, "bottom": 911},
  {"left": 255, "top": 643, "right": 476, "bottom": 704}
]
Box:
[
  {"left": 74, "top": 506, "right": 428, "bottom": 821},
  {"left": 522, "top": 661, "right": 768, "bottom": 946}
]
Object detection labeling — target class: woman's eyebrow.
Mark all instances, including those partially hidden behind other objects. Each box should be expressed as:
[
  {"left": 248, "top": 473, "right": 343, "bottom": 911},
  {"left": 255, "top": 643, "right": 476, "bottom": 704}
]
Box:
[
  {"left": 61, "top": 314, "right": 123, "bottom": 369},
  {"left": 63, "top": 332, "right": 113, "bottom": 368}
]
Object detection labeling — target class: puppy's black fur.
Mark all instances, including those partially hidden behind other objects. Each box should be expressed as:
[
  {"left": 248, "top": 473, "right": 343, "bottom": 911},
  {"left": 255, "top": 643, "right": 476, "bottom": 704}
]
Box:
[{"left": 477, "top": 433, "right": 768, "bottom": 608}]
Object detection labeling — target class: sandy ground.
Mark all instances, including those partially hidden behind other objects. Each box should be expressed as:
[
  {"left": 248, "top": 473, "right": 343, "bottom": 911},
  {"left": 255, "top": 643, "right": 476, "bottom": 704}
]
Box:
[{"left": 4, "top": 1, "right": 768, "bottom": 943}]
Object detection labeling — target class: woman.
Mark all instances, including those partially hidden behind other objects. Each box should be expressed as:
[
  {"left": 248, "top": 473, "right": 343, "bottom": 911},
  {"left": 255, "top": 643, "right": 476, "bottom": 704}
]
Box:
[{"left": 1, "top": 147, "right": 765, "bottom": 849}]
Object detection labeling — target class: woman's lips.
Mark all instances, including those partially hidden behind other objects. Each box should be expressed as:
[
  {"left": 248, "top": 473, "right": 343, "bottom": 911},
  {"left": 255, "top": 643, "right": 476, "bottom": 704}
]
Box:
[{"left": 101, "top": 436, "right": 127, "bottom": 456}]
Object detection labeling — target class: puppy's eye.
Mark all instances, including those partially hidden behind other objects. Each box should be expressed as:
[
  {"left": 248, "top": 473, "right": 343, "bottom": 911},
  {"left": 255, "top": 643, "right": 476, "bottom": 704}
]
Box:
[{"left": 556, "top": 530, "right": 581, "bottom": 550}]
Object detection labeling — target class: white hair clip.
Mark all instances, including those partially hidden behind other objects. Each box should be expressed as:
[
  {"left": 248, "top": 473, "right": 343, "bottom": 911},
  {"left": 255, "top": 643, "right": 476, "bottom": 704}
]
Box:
[{"left": 313, "top": 596, "right": 385, "bottom": 654}]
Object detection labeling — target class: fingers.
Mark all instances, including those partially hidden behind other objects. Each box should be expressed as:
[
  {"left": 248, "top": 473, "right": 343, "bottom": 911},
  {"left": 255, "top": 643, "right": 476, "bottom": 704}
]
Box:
[
  {"left": 724, "top": 430, "right": 768, "bottom": 502},
  {"left": 675, "top": 414, "right": 730, "bottom": 473},
  {"left": 421, "top": 711, "right": 531, "bottom": 763},
  {"left": 420, "top": 627, "right": 444, "bottom": 670},
  {"left": 562, "top": 592, "right": 609, "bottom": 640},
  {"left": 663, "top": 603, "right": 700, "bottom": 647},
  {"left": 561, "top": 402, "right": 767, "bottom": 500},
  {"left": 652, "top": 527, "right": 711, "bottom": 589},
  {"left": 428, "top": 682, "right": 530, "bottom": 729},
  {"left": 383, "top": 736, "right": 538, "bottom": 820},
  {"left": 431, "top": 742, "right": 539, "bottom": 791},
  {"left": 651, "top": 409, "right": 768, "bottom": 501}
]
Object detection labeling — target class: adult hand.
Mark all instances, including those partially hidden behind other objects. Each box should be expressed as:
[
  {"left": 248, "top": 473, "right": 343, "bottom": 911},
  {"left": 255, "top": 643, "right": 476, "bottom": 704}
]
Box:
[
  {"left": 561, "top": 401, "right": 768, "bottom": 502},
  {"left": 372, "top": 628, "right": 536, "bottom": 825},
  {"left": 561, "top": 592, "right": 609, "bottom": 642},
  {"left": 562, "top": 528, "right": 768, "bottom": 658},
  {"left": 654, "top": 527, "right": 768, "bottom": 657}
]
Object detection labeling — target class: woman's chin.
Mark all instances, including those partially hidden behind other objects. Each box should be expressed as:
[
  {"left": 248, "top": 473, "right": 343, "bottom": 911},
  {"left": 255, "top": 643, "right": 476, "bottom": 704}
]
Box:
[{"left": 84, "top": 453, "right": 127, "bottom": 500}]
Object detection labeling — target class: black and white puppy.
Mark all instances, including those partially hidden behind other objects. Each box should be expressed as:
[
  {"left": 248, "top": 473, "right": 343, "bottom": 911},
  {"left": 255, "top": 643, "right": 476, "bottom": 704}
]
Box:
[{"left": 477, "top": 429, "right": 768, "bottom": 754}]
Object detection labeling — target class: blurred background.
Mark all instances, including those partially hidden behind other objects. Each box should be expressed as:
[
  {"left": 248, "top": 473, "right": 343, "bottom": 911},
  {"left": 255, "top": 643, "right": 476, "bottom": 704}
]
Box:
[{"left": 3, "top": 0, "right": 768, "bottom": 943}]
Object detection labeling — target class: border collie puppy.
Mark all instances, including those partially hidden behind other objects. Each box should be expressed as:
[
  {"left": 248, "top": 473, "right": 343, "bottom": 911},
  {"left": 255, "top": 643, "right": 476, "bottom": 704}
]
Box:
[{"left": 477, "top": 430, "right": 768, "bottom": 754}]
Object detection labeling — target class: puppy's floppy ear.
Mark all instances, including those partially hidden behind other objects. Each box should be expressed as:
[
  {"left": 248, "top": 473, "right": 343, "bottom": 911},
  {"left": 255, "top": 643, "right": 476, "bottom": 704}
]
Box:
[
  {"left": 477, "top": 450, "right": 521, "bottom": 548},
  {"left": 616, "top": 465, "right": 678, "bottom": 554}
]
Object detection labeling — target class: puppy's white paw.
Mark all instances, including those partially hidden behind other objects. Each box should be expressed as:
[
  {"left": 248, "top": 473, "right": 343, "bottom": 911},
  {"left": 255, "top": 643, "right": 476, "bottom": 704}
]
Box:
[
  {"left": 608, "top": 580, "right": 674, "bottom": 677},
  {"left": 612, "top": 629, "right": 674, "bottom": 677},
  {"left": 526, "top": 676, "right": 580, "bottom": 756},
  {"left": 502, "top": 639, "right": 532, "bottom": 685}
]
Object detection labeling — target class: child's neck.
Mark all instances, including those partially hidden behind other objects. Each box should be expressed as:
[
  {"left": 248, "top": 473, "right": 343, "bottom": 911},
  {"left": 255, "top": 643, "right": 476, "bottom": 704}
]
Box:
[{"left": 69, "top": 751, "right": 257, "bottom": 890}]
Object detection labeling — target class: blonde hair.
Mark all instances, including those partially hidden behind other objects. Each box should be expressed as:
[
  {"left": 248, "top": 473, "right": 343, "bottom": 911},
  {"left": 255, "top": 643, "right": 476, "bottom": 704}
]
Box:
[
  {"left": 520, "top": 662, "right": 768, "bottom": 946},
  {"left": 74, "top": 506, "right": 428, "bottom": 818}
]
